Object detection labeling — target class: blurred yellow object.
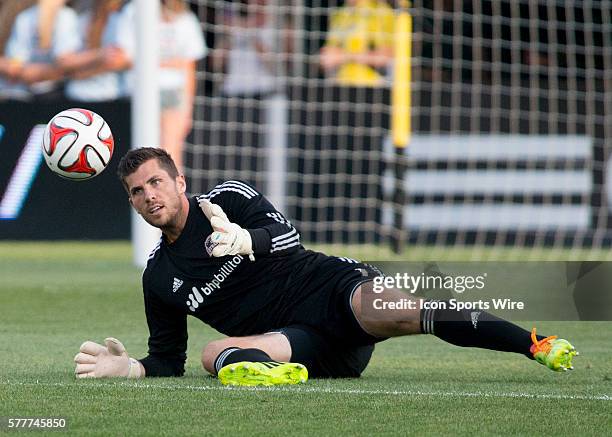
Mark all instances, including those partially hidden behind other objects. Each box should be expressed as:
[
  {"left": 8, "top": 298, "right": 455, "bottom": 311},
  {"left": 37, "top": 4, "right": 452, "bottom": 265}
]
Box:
[
  {"left": 336, "top": 63, "right": 383, "bottom": 86},
  {"left": 392, "top": 6, "right": 411, "bottom": 147},
  {"left": 324, "top": 0, "right": 394, "bottom": 86}
]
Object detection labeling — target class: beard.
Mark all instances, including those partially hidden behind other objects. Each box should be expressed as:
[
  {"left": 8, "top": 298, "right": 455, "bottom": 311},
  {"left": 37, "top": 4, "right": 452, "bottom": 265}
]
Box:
[{"left": 141, "top": 195, "right": 187, "bottom": 238}]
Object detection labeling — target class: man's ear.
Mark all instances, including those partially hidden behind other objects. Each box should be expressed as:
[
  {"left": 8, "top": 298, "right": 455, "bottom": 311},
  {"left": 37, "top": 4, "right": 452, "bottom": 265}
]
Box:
[
  {"left": 177, "top": 175, "right": 187, "bottom": 194},
  {"left": 128, "top": 196, "right": 134, "bottom": 208}
]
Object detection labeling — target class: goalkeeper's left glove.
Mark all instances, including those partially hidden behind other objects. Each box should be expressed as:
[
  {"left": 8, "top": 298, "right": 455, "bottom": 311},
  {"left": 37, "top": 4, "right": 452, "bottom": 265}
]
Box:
[
  {"left": 74, "top": 337, "right": 143, "bottom": 379},
  {"left": 199, "top": 198, "right": 255, "bottom": 260}
]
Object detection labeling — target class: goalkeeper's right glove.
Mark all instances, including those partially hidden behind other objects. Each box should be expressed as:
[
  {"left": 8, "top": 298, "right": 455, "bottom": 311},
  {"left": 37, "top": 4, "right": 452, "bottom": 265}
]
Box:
[{"left": 74, "top": 337, "right": 143, "bottom": 378}]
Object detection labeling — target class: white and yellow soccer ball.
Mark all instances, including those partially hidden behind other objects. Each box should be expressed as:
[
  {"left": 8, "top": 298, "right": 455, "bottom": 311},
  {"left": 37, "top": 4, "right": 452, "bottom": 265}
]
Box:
[{"left": 42, "top": 108, "right": 114, "bottom": 180}]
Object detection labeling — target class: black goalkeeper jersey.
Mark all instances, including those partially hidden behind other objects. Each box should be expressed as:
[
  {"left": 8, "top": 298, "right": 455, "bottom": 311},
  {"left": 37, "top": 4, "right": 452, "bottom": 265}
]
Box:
[{"left": 139, "top": 180, "right": 366, "bottom": 376}]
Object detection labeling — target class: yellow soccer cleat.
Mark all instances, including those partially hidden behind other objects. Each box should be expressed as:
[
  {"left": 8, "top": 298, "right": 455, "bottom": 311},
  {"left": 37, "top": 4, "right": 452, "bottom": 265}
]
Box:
[
  {"left": 218, "top": 361, "right": 308, "bottom": 386},
  {"left": 530, "top": 328, "right": 579, "bottom": 372}
]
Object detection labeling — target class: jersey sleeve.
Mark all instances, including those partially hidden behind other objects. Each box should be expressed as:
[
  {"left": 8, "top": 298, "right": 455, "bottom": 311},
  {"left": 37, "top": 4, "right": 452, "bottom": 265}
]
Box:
[
  {"left": 180, "top": 12, "right": 207, "bottom": 60},
  {"left": 198, "top": 180, "right": 301, "bottom": 256},
  {"left": 139, "top": 278, "right": 188, "bottom": 377}
]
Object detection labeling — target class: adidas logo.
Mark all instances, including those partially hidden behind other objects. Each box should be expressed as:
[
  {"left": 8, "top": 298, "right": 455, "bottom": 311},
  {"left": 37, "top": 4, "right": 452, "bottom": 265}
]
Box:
[
  {"left": 172, "top": 277, "right": 184, "bottom": 293},
  {"left": 470, "top": 311, "right": 481, "bottom": 329}
]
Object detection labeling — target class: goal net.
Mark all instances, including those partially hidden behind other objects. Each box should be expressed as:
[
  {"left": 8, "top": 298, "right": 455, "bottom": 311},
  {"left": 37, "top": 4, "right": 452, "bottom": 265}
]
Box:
[{"left": 183, "top": 0, "right": 612, "bottom": 254}]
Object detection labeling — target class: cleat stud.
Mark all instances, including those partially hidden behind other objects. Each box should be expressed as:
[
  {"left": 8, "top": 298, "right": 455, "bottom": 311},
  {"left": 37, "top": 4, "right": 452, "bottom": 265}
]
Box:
[
  {"left": 230, "top": 366, "right": 236, "bottom": 373},
  {"left": 296, "top": 364, "right": 304, "bottom": 369},
  {"left": 243, "top": 364, "right": 249, "bottom": 370},
  {"left": 564, "top": 350, "right": 569, "bottom": 354},
  {"left": 569, "top": 366, "right": 574, "bottom": 370},
  {"left": 562, "top": 367, "right": 568, "bottom": 371},
  {"left": 300, "top": 378, "right": 306, "bottom": 383},
  {"left": 575, "top": 352, "right": 580, "bottom": 356}
]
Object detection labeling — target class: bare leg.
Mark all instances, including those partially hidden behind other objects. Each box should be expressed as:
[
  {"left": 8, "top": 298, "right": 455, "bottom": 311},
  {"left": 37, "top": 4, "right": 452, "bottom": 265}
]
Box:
[
  {"left": 160, "top": 109, "right": 189, "bottom": 172},
  {"left": 351, "top": 284, "right": 422, "bottom": 337},
  {"left": 201, "top": 332, "right": 291, "bottom": 375}
]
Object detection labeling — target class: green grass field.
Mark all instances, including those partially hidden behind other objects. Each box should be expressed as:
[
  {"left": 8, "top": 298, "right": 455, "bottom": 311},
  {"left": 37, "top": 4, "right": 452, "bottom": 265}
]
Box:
[{"left": 0, "top": 242, "right": 610, "bottom": 435}]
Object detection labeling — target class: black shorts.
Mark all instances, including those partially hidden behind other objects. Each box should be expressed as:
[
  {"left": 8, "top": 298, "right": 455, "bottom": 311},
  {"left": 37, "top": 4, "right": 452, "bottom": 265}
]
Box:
[
  {"left": 277, "top": 324, "right": 375, "bottom": 378},
  {"left": 285, "top": 260, "right": 385, "bottom": 347},
  {"left": 273, "top": 260, "right": 385, "bottom": 378}
]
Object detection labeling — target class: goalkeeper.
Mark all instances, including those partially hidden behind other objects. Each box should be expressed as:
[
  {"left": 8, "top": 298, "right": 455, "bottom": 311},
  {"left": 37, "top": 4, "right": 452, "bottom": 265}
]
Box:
[{"left": 74, "top": 148, "right": 578, "bottom": 385}]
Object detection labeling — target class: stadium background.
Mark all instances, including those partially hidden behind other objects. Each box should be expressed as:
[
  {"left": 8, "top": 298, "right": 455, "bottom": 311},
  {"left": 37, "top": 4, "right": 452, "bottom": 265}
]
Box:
[
  {"left": 0, "top": 0, "right": 610, "bottom": 258},
  {"left": 184, "top": 0, "right": 611, "bottom": 252}
]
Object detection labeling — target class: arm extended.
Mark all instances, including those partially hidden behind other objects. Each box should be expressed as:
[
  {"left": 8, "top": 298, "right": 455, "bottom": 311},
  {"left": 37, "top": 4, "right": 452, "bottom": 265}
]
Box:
[{"left": 198, "top": 180, "right": 301, "bottom": 259}]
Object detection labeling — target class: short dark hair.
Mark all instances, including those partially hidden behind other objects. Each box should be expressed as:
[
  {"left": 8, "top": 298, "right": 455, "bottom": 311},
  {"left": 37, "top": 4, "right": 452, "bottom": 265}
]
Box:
[{"left": 117, "top": 147, "right": 179, "bottom": 191}]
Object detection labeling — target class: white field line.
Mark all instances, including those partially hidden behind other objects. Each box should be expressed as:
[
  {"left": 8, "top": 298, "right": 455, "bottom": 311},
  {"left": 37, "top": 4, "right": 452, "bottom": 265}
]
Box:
[{"left": 1, "top": 380, "right": 610, "bottom": 402}]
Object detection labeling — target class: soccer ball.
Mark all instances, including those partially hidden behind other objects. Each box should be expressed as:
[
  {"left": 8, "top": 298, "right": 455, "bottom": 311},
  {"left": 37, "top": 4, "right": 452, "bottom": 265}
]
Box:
[{"left": 42, "top": 108, "right": 114, "bottom": 180}]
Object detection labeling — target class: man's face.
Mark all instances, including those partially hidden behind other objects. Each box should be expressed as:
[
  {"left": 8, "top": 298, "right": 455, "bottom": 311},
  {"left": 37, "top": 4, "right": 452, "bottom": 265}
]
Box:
[{"left": 124, "top": 159, "right": 186, "bottom": 229}]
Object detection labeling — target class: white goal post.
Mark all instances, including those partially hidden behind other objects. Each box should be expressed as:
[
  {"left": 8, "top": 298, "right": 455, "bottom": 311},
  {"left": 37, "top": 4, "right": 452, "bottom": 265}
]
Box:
[{"left": 131, "top": 0, "right": 161, "bottom": 267}]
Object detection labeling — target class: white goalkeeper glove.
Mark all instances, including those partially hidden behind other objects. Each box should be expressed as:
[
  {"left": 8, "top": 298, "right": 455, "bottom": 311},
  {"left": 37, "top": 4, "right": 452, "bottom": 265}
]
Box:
[
  {"left": 199, "top": 198, "right": 255, "bottom": 261},
  {"left": 74, "top": 337, "right": 143, "bottom": 379}
]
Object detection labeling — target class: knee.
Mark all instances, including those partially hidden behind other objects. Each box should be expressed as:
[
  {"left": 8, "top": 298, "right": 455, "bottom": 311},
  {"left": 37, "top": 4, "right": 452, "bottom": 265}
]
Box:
[{"left": 201, "top": 338, "right": 236, "bottom": 374}]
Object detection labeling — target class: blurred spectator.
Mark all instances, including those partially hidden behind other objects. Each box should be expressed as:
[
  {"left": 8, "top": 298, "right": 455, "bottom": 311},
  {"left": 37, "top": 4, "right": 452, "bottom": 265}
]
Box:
[
  {"left": 319, "top": 0, "right": 394, "bottom": 87},
  {"left": 0, "top": 0, "right": 37, "bottom": 53},
  {"left": 0, "top": 0, "right": 36, "bottom": 100},
  {"left": 292, "top": 0, "right": 393, "bottom": 243},
  {"left": 120, "top": 0, "right": 207, "bottom": 171},
  {"left": 0, "top": 0, "right": 79, "bottom": 100},
  {"left": 204, "top": 0, "right": 290, "bottom": 188},
  {"left": 62, "top": 0, "right": 131, "bottom": 102},
  {"left": 211, "top": 0, "right": 278, "bottom": 97},
  {"left": 69, "top": 0, "right": 95, "bottom": 14}
]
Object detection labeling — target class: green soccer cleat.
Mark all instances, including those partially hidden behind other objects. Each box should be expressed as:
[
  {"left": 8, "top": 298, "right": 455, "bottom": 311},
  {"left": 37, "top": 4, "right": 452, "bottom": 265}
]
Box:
[
  {"left": 530, "top": 328, "right": 579, "bottom": 372},
  {"left": 218, "top": 361, "right": 308, "bottom": 386}
]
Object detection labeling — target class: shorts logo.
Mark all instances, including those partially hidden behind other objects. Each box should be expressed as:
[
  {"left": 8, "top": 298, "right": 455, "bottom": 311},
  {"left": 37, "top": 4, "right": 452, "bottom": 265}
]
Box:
[
  {"left": 471, "top": 311, "right": 481, "bottom": 329},
  {"left": 356, "top": 268, "right": 368, "bottom": 277}
]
